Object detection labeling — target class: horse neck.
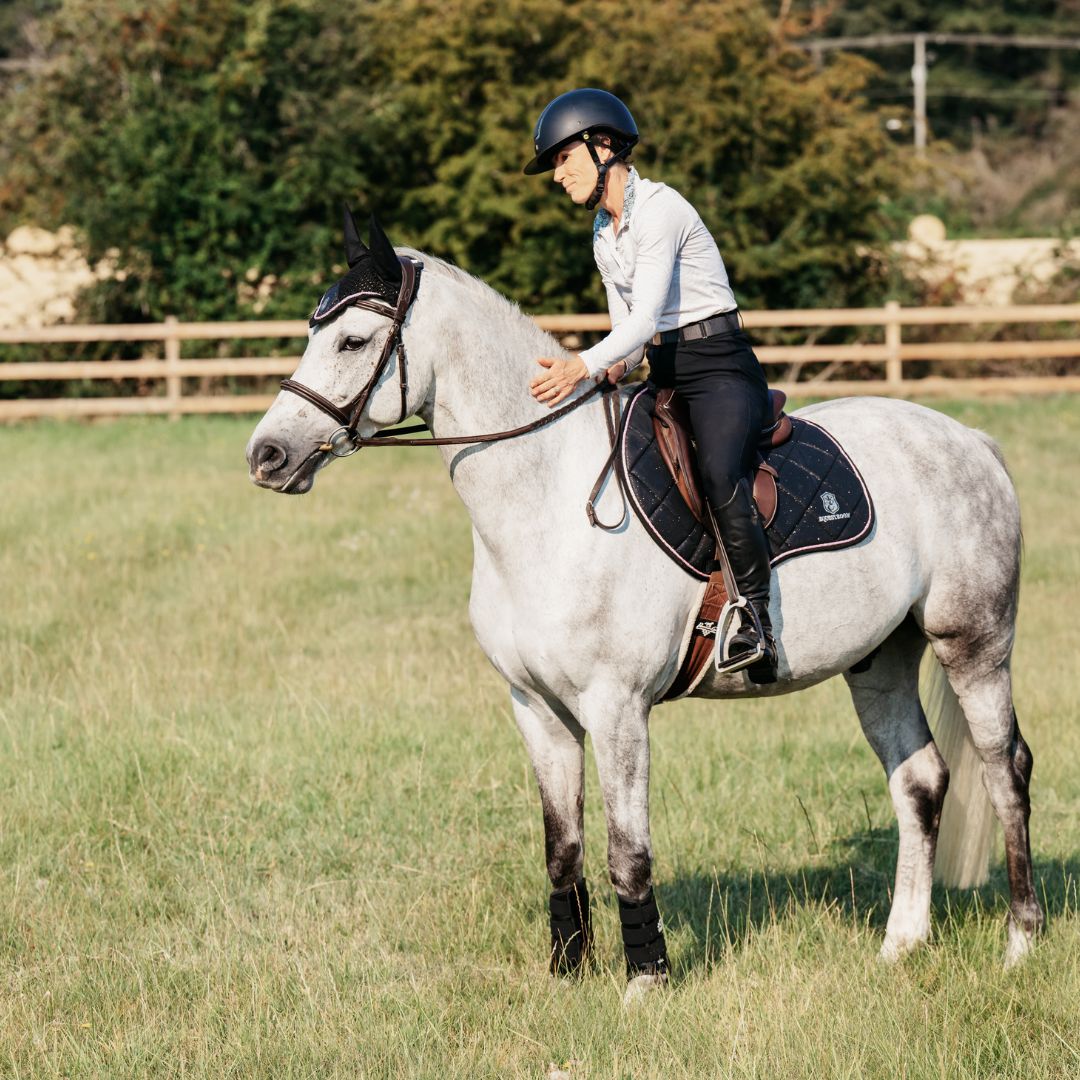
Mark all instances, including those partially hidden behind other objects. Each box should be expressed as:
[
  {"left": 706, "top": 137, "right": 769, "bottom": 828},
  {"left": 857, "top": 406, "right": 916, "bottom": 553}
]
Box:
[{"left": 408, "top": 268, "right": 609, "bottom": 537}]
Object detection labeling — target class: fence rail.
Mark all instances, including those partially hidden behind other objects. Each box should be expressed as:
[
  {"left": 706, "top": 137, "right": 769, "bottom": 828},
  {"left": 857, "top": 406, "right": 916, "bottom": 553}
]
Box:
[{"left": 2, "top": 301, "right": 1079, "bottom": 420}]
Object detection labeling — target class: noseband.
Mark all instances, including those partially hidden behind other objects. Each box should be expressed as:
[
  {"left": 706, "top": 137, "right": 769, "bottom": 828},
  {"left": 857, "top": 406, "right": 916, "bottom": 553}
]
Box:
[{"left": 280, "top": 256, "right": 422, "bottom": 457}]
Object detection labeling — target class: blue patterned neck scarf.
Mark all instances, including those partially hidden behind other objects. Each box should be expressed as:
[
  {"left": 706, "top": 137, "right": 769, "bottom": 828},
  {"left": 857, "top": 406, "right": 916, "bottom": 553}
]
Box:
[{"left": 593, "top": 167, "right": 638, "bottom": 240}]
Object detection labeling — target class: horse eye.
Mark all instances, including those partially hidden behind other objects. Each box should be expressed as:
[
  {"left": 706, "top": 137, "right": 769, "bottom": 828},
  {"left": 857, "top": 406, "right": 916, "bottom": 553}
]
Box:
[{"left": 341, "top": 336, "right": 366, "bottom": 351}]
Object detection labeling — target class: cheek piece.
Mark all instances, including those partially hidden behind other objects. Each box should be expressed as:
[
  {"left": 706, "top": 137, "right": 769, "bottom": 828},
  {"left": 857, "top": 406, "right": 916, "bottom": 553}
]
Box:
[{"left": 582, "top": 131, "right": 631, "bottom": 212}]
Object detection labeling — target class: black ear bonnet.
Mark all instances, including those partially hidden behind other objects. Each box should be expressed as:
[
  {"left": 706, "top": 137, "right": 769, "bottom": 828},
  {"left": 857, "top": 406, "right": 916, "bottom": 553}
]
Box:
[{"left": 310, "top": 207, "right": 405, "bottom": 326}]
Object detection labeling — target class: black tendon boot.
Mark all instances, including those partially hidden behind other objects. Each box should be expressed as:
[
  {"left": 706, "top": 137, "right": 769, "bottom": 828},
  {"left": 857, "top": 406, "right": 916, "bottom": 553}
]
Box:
[
  {"left": 713, "top": 478, "right": 778, "bottom": 684},
  {"left": 618, "top": 888, "right": 669, "bottom": 980},
  {"left": 549, "top": 878, "right": 592, "bottom": 975}
]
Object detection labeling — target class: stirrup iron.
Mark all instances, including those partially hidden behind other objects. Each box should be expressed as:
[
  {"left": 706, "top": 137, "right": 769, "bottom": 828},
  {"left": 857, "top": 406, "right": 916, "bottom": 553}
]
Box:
[{"left": 713, "top": 594, "right": 766, "bottom": 675}]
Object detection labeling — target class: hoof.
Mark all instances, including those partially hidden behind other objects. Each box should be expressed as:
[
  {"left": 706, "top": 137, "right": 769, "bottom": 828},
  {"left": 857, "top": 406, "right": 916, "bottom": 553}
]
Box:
[
  {"left": 1003, "top": 920, "right": 1036, "bottom": 970},
  {"left": 623, "top": 971, "right": 668, "bottom": 1006},
  {"left": 878, "top": 934, "right": 926, "bottom": 964}
]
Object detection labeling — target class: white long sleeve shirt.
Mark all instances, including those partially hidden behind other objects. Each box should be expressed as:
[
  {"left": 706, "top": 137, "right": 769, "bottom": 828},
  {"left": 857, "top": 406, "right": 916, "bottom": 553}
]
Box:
[{"left": 578, "top": 168, "right": 738, "bottom": 378}]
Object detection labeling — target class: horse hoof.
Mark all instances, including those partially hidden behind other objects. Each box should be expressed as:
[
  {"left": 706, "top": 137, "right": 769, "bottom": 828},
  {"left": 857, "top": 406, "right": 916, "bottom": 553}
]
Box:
[
  {"left": 1003, "top": 922, "right": 1035, "bottom": 969},
  {"left": 623, "top": 971, "right": 668, "bottom": 1006},
  {"left": 878, "top": 935, "right": 925, "bottom": 964}
]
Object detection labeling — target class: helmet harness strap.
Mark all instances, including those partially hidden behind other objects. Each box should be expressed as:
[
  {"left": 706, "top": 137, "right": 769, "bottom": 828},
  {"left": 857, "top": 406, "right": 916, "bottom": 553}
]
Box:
[{"left": 581, "top": 130, "right": 630, "bottom": 212}]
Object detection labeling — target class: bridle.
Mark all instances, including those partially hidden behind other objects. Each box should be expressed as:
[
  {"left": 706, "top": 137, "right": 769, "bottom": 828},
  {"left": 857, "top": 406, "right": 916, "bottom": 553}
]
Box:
[
  {"left": 278, "top": 254, "right": 614, "bottom": 458},
  {"left": 280, "top": 255, "right": 423, "bottom": 457}
]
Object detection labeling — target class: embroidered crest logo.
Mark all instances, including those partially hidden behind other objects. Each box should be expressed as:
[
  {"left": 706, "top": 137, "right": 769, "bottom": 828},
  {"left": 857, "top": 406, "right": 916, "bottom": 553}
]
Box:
[
  {"left": 821, "top": 492, "right": 840, "bottom": 515},
  {"left": 695, "top": 620, "right": 717, "bottom": 638}
]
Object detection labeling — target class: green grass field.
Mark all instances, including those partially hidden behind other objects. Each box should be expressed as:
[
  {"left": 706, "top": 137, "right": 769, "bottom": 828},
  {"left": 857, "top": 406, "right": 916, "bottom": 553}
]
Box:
[{"left": 2, "top": 397, "right": 1079, "bottom": 1078}]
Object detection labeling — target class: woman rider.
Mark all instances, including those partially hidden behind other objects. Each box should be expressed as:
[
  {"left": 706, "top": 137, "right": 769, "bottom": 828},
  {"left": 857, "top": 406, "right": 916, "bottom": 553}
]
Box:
[{"left": 524, "top": 88, "right": 777, "bottom": 684}]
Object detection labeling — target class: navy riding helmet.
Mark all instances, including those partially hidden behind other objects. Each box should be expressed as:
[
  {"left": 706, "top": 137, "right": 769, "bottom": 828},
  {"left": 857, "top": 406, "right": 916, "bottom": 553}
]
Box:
[{"left": 524, "top": 88, "right": 639, "bottom": 209}]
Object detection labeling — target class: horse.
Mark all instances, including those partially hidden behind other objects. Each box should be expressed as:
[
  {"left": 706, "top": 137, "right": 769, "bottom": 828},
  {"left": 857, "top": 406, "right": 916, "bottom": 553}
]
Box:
[{"left": 246, "top": 219, "right": 1042, "bottom": 1001}]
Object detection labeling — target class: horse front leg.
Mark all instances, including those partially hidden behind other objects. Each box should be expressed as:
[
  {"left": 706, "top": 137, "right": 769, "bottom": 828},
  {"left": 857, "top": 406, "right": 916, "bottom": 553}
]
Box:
[
  {"left": 583, "top": 688, "right": 669, "bottom": 1003},
  {"left": 510, "top": 687, "right": 590, "bottom": 976}
]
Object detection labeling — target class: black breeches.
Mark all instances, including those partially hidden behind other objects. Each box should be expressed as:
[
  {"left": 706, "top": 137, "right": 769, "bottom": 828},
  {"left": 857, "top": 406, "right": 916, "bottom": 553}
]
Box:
[{"left": 647, "top": 329, "right": 770, "bottom": 508}]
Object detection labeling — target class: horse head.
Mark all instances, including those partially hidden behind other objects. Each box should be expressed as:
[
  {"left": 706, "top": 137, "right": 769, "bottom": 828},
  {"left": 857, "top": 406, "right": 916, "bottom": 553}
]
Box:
[{"left": 246, "top": 208, "right": 432, "bottom": 494}]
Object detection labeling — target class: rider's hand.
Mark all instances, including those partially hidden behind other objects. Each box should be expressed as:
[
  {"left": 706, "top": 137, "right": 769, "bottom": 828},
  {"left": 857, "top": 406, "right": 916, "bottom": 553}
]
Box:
[
  {"left": 530, "top": 355, "right": 589, "bottom": 407},
  {"left": 605, "top": 360, "right": 628, "bottom": 384}
]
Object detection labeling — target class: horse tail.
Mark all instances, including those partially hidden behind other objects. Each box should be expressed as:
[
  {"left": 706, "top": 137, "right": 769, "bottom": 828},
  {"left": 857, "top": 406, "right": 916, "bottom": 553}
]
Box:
[{"left": 923, "top": 655, "right": 995, "bottom": 888}]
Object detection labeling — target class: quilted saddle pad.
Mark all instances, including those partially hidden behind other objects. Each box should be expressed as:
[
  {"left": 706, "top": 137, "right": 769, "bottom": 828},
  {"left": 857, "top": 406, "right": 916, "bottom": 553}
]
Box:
[{"left": 617, "top": 384, "right": 874, "bottom": 581}]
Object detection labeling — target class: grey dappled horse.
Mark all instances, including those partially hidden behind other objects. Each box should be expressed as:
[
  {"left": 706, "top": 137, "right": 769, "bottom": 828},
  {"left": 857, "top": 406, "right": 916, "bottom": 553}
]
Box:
[{"left": 247, "top": 236, "right": 1041, "bottom": 999}]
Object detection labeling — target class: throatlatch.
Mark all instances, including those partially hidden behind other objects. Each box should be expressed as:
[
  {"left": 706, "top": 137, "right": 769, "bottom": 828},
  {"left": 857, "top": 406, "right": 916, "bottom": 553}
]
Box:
[
  {"left": 549, "top": 878, "right": 592, "bottom": 975},
  {"left": 617, "top": 888, "right": 669, "bottom": 977}
]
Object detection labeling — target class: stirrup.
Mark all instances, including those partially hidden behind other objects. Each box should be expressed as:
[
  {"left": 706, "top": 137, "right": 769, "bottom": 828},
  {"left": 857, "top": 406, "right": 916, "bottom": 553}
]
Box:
[{"left": 713, "top": 595, "right": 766, "bottom": 675}]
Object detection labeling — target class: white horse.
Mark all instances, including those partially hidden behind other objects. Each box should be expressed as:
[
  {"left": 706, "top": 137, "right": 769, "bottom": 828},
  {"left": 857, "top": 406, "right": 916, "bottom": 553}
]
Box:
[{"left": 247, "top": 239, "right": 1041, "bottom": 997}]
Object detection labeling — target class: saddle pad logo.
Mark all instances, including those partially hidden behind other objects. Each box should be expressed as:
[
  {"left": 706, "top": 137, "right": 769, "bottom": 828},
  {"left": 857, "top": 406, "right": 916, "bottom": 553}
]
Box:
[{"left": 818, "top": 490, "right": 852, "bottom": 524}]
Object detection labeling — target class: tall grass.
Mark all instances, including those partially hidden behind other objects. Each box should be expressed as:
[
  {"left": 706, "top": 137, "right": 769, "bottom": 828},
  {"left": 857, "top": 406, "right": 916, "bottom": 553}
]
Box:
[{"left": 1, "top": 398, "right": 1078, "bottom": 1078}]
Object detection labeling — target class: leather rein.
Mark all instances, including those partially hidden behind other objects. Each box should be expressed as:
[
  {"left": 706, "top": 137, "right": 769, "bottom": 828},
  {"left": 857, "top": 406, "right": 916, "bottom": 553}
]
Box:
[{"left": 279, "top": 254, "right": 618, "bottom": 459}]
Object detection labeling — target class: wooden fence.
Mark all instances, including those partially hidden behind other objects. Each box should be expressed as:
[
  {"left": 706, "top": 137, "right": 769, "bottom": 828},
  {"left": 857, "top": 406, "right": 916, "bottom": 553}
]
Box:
[{"left": 1, "top": 301, "right": 1079, "bottom": 420}]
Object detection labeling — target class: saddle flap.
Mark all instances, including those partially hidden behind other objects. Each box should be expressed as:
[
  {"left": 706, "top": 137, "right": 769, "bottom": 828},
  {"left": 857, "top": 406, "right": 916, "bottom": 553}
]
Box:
[
  {"left": 753, "top": 462, "right": 778, "bottom": 530},
  {"left": 652, "top": 388, "right": 705, "bottom": 523}
]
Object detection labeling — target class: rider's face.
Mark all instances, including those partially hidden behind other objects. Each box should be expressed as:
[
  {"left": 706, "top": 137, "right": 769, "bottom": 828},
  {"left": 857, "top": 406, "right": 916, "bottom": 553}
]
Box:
[{"left": 552, "top": 140, "right": 611, "bottom": 204}]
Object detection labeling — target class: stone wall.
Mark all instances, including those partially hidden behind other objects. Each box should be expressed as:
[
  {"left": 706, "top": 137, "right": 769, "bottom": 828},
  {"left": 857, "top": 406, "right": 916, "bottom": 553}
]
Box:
[{"left": 0, "top": 226, "right": 116, "bottom": 330}]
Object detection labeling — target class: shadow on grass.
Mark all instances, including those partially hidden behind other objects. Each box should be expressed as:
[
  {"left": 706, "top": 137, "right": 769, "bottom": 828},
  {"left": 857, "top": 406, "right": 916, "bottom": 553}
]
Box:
[{"left": 658, "top": 824, "right": 1079, "bottom": 973}]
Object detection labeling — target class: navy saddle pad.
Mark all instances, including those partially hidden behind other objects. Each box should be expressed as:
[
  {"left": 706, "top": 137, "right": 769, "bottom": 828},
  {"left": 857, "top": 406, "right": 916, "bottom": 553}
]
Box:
[{"left": 617, "top": 384, "right": 874, "bottom": 581}]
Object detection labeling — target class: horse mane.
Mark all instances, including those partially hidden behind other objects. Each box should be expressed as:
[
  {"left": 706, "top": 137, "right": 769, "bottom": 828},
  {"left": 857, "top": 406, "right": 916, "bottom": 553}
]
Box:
[{"left": 397, "top": 247, "right": 565, "bottom": 358}]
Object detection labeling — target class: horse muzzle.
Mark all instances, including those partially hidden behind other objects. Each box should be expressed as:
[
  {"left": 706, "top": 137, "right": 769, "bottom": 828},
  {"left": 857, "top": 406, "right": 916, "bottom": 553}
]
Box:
[{"left": 247, "top": 437, "right": 326, "bottom": 494}]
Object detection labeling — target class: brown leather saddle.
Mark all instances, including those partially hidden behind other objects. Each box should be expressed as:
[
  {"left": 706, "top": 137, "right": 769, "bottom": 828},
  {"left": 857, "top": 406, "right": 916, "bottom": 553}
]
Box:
[{"left": 652, "top": 387, "right": 793, "bottom": 535}]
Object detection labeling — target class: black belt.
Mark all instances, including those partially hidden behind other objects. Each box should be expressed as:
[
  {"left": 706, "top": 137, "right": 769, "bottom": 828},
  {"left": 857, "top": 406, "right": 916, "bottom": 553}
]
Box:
[{"left": 651, "top": 309, "right": 741, "bottom": 346}]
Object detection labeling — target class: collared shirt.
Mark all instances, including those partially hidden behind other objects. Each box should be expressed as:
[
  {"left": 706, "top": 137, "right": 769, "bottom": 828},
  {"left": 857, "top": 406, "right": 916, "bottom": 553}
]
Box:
[{"left": 578, "top": 168, "right": 738, "bottom": 378}]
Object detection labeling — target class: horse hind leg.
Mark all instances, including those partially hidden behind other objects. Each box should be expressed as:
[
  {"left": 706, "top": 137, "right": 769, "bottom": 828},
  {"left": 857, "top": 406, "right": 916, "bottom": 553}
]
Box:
[
  {"left": 926, "top": 635, "right": 1043, "bottom": 967},
  {"left": 919, "top": 442, "right": 1042, "bottom": 965},
  {"left": 844, "top": 618, "right": 949, "bottom": 961}
]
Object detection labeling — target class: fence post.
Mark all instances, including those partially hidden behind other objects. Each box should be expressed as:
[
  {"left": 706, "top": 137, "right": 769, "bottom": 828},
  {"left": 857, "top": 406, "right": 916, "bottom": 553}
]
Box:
[
  {"left": 884, "top": 300, "right": 903, "bottom": 390},
  {"left": 164, "top": 315, "right": 181, "bottom": 420}
]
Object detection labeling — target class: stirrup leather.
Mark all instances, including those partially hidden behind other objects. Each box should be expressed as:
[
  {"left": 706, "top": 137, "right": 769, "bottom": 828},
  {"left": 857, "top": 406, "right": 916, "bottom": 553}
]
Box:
[{"left": 713, "top": 595, "right": 766, "bottom": 675}]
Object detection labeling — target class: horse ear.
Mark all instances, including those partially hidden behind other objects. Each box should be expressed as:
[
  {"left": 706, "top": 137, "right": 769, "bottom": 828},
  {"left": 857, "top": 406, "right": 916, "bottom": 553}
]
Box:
[
  {"left": 367, "top": 212, "right": 402, "bottom": 288},
  {"left": 342, "top": 203, "right": 368, "bottom": 268}
]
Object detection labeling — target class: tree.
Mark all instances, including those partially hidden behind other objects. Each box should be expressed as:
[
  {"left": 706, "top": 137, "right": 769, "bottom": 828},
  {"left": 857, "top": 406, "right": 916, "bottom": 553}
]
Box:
[{"left": 0, "top": 0, "right": 910, "bottom": 325}]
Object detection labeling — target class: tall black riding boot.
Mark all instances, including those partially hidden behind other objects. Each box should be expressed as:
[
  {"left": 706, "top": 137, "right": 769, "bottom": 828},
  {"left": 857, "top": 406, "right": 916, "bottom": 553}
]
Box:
[{"left": 712, "top": 477, "right": 777, "bottom": 684}]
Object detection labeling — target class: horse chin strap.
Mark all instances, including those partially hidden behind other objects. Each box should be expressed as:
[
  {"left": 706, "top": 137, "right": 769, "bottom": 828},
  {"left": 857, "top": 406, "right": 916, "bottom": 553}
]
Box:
[{"left": 583, "top": 133, "right": 630, "bottom": 212}]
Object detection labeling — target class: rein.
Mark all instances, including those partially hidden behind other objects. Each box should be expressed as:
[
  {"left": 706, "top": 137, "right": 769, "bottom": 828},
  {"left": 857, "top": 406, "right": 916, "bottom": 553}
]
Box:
[{"left": 352, "top": 378, "right": 612, "bottom": 448}]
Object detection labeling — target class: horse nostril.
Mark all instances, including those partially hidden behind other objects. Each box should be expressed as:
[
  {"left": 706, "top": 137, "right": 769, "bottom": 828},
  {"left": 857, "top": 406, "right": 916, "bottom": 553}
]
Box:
[{"left": 256, "top": 440, "right": 287, "bottom": 474}]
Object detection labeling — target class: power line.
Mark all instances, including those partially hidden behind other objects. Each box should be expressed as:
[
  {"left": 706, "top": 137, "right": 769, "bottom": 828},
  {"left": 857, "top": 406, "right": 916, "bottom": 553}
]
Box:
[
  {"left": 806, "top": 33, "right": 1080, "bottom": 53},
  {"left": 805, "top": 32, "right": 1080, "bottom": 150}
]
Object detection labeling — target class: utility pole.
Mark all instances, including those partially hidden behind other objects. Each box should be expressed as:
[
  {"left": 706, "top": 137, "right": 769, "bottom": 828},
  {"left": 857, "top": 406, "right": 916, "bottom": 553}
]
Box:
[
  {"left": 912, "top": 33, "right": 927, "bottom": 152},
  {"left": 805, "top": 32, "right": 1080, "bottom": 151}
]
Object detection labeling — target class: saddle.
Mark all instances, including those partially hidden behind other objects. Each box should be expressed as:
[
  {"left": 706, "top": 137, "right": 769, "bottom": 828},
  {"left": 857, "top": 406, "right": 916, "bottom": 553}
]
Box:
[
  {"left": 608, "top": 383, "right": 873, "bottom": 701},
  {"left": 652, "top": 387, "right": 792, "bottom": 535}
]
